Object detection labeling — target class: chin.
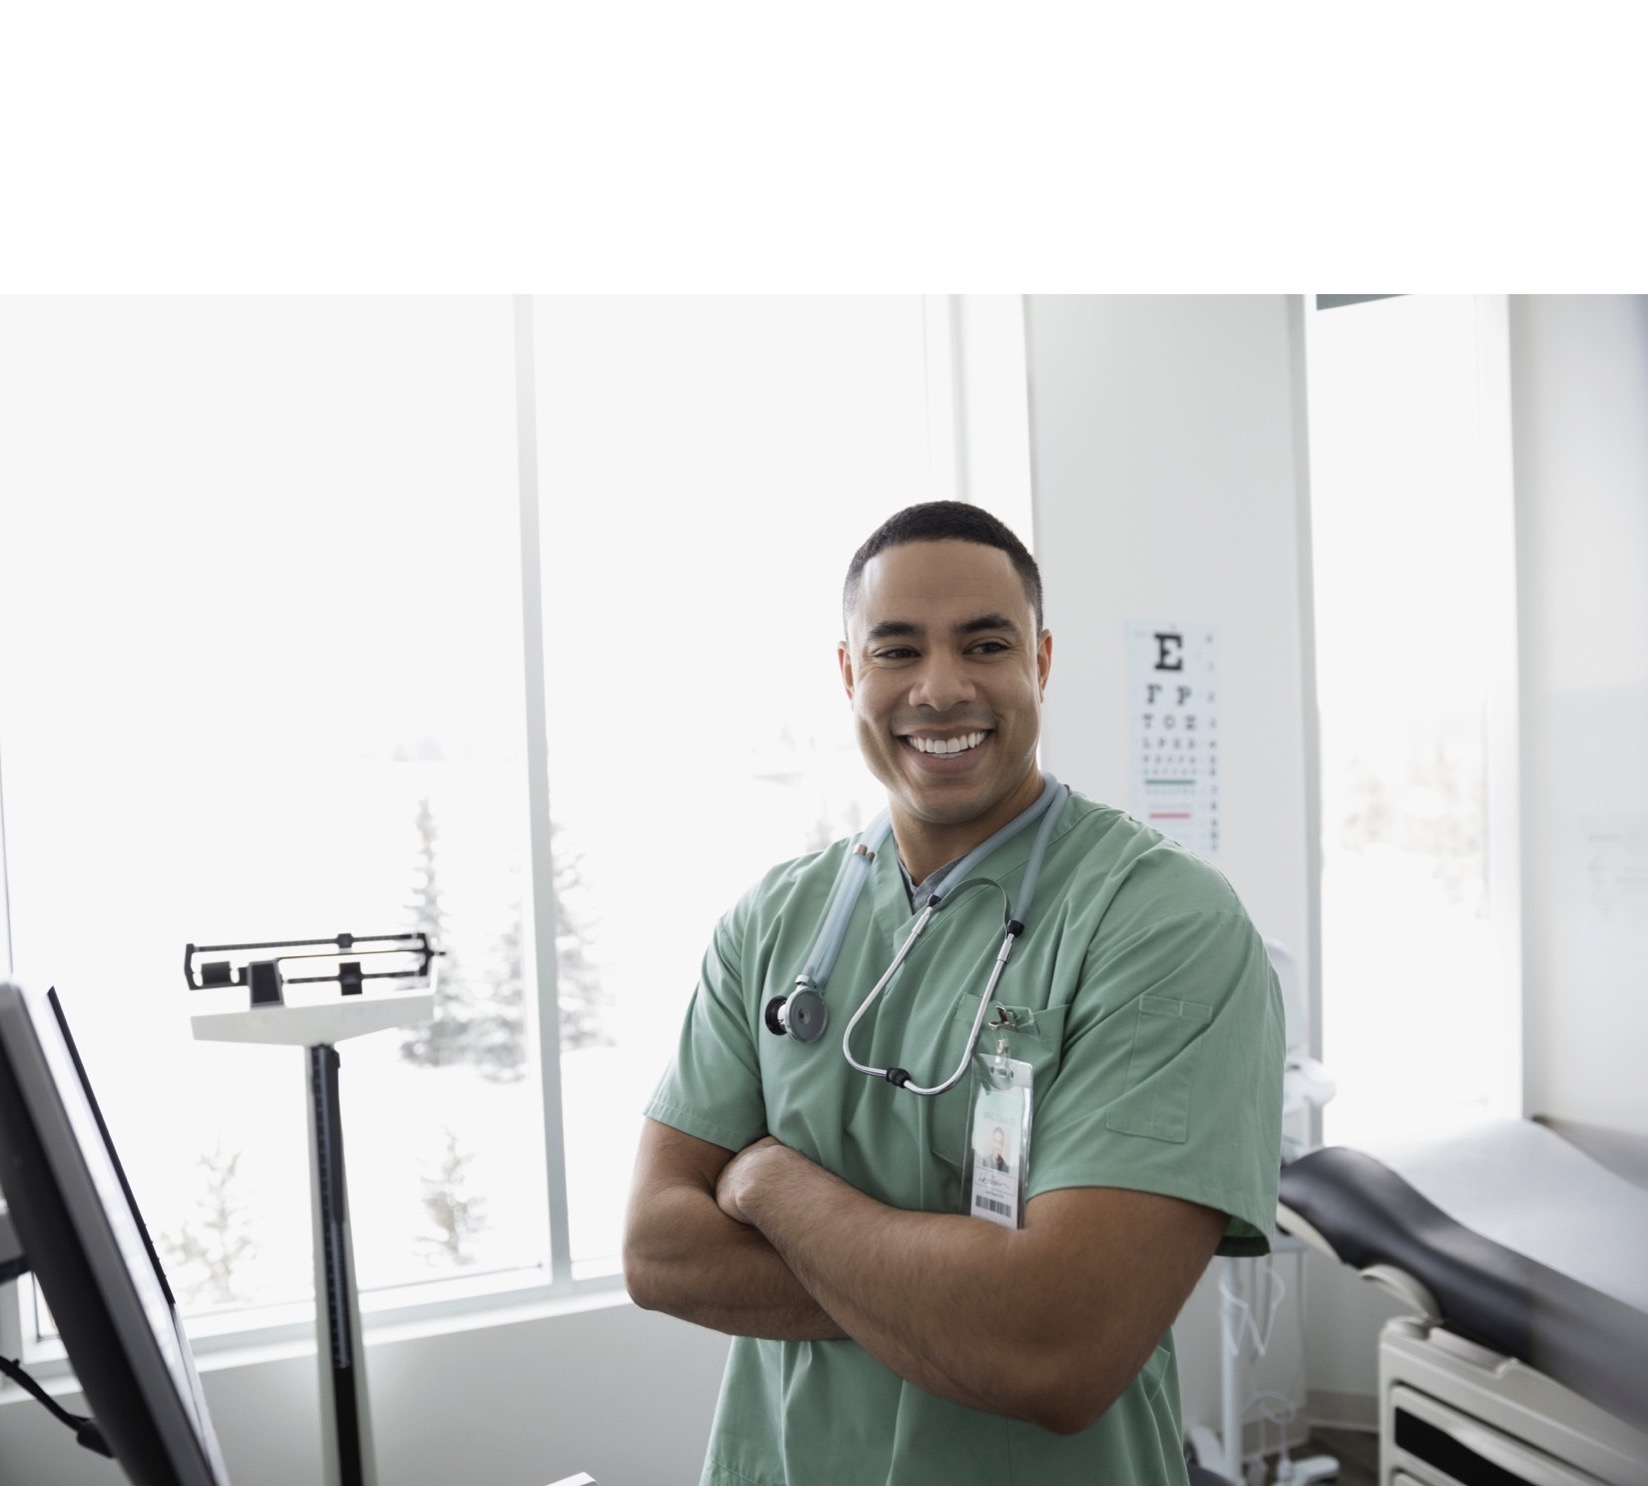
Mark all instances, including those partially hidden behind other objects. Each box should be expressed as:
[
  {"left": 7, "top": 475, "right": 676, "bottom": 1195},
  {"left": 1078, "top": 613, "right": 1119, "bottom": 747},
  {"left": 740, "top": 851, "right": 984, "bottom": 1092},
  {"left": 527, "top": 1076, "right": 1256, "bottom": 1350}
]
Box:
[{"left": 905, "top": 786, "right": 998, "bottom": 825}]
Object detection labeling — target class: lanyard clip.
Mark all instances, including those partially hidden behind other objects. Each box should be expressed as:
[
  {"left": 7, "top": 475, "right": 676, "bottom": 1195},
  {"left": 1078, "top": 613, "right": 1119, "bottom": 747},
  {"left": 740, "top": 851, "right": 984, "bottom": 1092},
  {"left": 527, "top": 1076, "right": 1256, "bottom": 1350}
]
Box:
[{"left": 986, "top": 1007, "right": 1019, "bottom": 1082}]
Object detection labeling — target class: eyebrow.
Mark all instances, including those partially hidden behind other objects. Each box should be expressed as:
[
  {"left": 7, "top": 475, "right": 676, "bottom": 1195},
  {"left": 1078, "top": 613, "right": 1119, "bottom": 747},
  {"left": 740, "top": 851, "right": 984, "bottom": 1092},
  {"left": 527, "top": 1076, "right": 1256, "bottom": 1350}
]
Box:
[{"left": 863, "top": 613, "right": 1023, "bottom": 644}]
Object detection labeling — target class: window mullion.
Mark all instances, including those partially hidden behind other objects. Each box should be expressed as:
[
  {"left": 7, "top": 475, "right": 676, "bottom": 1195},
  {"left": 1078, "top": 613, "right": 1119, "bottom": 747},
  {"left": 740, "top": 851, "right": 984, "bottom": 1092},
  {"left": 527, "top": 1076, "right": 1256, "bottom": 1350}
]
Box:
[
  {"left": 513, "top": 295, "right": 574, "bottom": 1287},
  {"left": 1473, "top": 293, "right": 1524, "bottom": 1120},
  {"left": 0, "top": 691, "right": 23, "bottom": 1354},
  {"left": 1293, "top": 293, "right": 1327, "bottom": 1152},
  {"left": 922, "top": 294, "right": 964, "bottom": 505}
]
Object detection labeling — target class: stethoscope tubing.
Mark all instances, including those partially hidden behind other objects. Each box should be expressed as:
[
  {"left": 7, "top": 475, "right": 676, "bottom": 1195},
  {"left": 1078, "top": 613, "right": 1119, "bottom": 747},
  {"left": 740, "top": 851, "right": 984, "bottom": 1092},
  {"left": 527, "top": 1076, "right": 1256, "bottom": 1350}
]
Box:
[
  {"left": 800, "top": 815, "right": 894, "bottom": 993},
  {"left": 836, "top": 775, "right": 1070, "bottom": 1095},
  {"left": 839, "top": 895, "right": 1021, "bottom": 1094}
]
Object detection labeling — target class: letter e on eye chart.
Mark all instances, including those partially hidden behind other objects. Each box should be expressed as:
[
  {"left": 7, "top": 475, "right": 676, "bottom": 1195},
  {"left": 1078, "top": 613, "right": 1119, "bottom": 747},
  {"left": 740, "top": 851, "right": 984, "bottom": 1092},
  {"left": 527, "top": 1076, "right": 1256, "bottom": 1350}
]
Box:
[{"left": 1127, "top": 620, "right": 1220, "bottom": 860}]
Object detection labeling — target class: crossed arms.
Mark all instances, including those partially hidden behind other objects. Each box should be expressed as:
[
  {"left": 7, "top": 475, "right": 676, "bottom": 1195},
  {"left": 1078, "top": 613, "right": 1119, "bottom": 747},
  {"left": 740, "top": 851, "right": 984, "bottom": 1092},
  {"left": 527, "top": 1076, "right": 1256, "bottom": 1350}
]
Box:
[{"left": 622, "top": 1119, "right": 1226, "bottom": 1437}]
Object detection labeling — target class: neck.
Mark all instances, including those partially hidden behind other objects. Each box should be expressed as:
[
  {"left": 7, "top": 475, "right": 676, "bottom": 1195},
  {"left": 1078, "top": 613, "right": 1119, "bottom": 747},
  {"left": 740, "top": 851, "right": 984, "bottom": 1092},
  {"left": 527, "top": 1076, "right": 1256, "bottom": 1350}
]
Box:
[{"left": 892, "top": 766, "right": 1045, "bottom": 885}]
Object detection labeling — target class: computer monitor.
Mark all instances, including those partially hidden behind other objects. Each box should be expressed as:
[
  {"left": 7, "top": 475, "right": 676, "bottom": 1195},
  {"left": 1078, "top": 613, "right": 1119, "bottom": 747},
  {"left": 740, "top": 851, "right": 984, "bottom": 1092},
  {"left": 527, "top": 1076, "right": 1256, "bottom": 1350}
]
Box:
[{"left": 0, "top": 980, "right": 231, "bottom": 1486}]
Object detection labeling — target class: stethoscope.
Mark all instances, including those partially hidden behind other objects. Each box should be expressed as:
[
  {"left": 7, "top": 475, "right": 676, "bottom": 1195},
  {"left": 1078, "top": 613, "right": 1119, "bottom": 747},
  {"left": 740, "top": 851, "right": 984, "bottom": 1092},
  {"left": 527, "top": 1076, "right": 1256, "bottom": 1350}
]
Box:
[{"left": 763, "top": 774, "right": 1070, "bottom": 1097}]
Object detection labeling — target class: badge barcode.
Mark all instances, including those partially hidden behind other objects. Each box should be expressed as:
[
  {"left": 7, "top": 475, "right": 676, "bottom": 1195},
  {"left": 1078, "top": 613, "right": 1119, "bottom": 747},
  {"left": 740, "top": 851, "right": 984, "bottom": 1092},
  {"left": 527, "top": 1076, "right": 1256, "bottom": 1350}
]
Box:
[{"left": 976, "top": 1197, "right": 1011, "bottom": 1217}]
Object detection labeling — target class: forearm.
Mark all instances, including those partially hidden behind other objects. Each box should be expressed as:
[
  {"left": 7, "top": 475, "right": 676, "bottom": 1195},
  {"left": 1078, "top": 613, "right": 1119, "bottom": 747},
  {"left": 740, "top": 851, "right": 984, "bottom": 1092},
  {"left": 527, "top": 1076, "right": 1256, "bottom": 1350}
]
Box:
[
  {"left": 624, "top": 1177, "right": 847, "bottom": 1342},
  {"left": 731, "top": 1154, "right": 1099, "bottom": 1427}
]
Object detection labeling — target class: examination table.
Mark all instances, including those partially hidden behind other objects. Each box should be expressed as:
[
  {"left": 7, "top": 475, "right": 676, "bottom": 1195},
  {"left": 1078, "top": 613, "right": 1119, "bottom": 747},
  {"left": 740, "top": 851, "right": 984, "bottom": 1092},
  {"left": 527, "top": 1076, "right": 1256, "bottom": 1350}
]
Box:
[{"left": 1277, "top": 1119, "right": 1648, "bottom": 1486}]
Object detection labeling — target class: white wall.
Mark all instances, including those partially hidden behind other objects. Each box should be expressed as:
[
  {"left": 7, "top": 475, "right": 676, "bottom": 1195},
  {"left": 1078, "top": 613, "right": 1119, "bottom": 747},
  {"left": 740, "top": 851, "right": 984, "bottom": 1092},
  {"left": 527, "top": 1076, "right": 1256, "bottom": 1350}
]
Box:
[
  {"left": 1022, "top": 294, "right": 1325, "bottom": 1430},
  {"left": 1024, "top": 295, "right": 1314, "bottom": 955},
  {"left": 0, "top": 1294, "right": 730, "bottom": 1486},
  {"left": 1511, "top": 295, "right": 1648, "bottom": 1139},
  {"left": 1014, "top": 292, "right": 1648, "bottom": 1435}
]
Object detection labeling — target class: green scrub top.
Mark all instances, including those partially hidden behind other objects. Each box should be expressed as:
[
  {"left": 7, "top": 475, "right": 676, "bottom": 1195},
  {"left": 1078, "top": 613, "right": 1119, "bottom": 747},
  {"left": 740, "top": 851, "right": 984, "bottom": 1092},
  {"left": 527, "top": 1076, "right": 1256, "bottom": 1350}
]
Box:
[{"left": 647, "top": 790, "right": 1285, "bottom": 1486}]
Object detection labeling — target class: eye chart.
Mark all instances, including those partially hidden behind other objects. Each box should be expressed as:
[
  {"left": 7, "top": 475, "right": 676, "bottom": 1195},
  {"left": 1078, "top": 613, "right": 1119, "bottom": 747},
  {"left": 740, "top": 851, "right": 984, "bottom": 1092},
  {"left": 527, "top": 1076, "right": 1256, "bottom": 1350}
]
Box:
[{"left": 1127, "top": 620, "right": 1220, "bottom": 860}]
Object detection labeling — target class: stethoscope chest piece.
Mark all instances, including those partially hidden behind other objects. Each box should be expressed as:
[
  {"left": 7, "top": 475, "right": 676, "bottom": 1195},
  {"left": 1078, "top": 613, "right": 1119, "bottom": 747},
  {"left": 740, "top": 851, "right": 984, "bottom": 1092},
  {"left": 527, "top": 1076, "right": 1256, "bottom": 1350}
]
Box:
[{"left": 765, "top": 986, "right": 828, "bottom": 1042}]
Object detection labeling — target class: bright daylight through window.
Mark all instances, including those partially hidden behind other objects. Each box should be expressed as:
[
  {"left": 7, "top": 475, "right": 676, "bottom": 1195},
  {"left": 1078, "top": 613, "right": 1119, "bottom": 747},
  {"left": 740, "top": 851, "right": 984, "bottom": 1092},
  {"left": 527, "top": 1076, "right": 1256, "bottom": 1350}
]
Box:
[
  {"left": 529, "top": 297, "right": 928, "bottom": 1273},
  {"left": 1305, "top": 295, "right": 1520, "bottom": 1146},
  {"left": 0, "top": 295, "right": 935, "bottom": 1348}
]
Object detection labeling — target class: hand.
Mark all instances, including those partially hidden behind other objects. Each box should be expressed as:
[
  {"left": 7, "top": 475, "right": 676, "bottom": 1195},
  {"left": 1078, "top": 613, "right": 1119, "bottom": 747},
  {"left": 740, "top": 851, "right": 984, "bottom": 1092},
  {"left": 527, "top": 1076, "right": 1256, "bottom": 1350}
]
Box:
[{"left": 716, "top": 1135, "right": 788, "bottom": 1226}]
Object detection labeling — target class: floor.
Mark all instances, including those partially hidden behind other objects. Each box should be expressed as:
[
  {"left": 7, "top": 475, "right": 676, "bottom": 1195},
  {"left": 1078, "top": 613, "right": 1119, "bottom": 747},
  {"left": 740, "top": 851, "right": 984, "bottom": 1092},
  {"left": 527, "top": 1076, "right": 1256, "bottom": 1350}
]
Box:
[
  {"left": 1194, "top": 1425, "right": 1381, "bottom": 1486},
  {"left": 1280, "top": 1428, "right": 1378, "bottom": 1486}
]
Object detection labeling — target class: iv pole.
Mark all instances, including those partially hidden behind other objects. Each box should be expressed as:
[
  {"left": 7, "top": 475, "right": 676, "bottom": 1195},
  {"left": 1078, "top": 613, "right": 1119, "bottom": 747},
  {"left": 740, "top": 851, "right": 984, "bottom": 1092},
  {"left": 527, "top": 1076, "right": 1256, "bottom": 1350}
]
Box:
[{"left": 185, "top": 932, "right": 439, "bottom": 1486}]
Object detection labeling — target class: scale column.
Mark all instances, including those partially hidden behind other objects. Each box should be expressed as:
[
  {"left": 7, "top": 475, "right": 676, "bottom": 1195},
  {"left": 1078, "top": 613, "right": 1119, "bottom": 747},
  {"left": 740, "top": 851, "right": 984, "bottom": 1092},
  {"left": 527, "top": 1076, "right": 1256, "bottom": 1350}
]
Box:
[{"left": 306, "top": 1044, "right": 376, "bottom": 1486}]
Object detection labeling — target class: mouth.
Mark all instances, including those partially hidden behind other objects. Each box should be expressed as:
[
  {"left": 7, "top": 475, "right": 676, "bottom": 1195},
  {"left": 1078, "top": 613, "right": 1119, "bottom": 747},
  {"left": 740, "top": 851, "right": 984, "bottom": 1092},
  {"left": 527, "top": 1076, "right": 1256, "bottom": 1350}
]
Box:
[{"left": 898, "top": 728, "right": 994, "bottom": 770}]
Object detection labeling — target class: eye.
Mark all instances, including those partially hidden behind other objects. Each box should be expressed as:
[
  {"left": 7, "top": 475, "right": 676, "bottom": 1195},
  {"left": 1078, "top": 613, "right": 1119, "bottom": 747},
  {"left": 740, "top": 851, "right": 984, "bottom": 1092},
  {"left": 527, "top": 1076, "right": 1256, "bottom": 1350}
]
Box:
[
  {"left": 970, "top": 639, "right": 1010, "bottom": 655},
  {"left": 875, "top": 646, "right": 918, "bottom": 661}
]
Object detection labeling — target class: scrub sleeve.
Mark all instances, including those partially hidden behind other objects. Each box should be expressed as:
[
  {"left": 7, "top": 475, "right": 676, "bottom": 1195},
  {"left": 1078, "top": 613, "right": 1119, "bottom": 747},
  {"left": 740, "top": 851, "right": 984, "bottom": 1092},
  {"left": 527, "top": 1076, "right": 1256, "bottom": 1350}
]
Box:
[
  {"left": 1029, "top": 902, "right": 1282, "bottom": 1256},
  {"left": 646, "top": 905, "right": 770, "bottom": 1155}
]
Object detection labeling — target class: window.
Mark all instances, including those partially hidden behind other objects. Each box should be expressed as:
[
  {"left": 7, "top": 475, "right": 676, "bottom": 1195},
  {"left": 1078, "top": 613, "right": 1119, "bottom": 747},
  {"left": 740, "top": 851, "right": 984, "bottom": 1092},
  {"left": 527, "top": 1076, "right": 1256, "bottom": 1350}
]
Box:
[
  {"left": 0, "top": 295, "right": 941, "bottom": 1349},
  {"left": 528, "top": 297, "right": 930, "bottom": 1273},
  {"left": 1303, "top": 294, "right": 1521, "bottom": 1145},
  {"left": 0, "top": 298, "right": 537, "bottom": 1340}
]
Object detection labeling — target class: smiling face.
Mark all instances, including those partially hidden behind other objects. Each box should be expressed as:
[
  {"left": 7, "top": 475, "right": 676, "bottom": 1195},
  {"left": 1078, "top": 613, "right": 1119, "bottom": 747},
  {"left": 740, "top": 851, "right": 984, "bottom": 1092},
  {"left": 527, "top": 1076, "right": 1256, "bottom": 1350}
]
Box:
[{"left": 838, "top": 539, "right": 1052, "bottom": 880}]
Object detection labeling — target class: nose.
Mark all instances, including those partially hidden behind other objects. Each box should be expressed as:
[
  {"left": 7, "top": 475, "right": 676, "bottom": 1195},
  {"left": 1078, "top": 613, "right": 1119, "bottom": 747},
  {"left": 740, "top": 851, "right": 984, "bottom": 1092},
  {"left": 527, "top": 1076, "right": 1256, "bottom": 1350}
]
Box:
[{"left": 908, "top": 649, "right": 975, "bottom": 712}]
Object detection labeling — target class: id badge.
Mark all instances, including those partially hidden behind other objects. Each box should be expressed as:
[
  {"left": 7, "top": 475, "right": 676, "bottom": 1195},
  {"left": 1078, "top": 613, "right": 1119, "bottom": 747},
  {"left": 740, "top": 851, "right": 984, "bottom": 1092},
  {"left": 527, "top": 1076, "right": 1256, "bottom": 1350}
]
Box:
[{"left": 961, "top": 1047, "right": 1033, "bottom": 1229}]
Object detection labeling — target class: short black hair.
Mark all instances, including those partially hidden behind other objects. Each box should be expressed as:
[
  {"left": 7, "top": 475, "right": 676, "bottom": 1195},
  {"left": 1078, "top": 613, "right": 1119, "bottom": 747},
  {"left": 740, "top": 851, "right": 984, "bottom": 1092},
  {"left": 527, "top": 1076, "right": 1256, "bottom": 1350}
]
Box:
[{"left": 842, "top": 501, "right": 1044, "bottom": 633}]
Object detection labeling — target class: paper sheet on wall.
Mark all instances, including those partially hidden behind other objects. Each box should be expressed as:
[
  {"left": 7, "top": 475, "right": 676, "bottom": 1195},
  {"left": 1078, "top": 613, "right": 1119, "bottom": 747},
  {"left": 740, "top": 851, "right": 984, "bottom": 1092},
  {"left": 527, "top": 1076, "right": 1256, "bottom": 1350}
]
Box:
[
  {"left": 1127, "top": 620, "right": 1220, "bottom": 860},
  {"left": 1584, "top": 815, "right": 1648, "bottom": 937}
]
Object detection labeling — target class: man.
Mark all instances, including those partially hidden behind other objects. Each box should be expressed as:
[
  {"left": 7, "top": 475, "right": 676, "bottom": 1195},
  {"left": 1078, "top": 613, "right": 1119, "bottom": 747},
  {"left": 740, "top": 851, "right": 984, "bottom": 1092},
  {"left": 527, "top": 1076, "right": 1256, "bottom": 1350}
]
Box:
[
  {"left": 985, "top": 1125, "right": 1010, "bottom": 1173},
  {"left": 624, "top": 502, "right": 1284, "bottom": 1486}
]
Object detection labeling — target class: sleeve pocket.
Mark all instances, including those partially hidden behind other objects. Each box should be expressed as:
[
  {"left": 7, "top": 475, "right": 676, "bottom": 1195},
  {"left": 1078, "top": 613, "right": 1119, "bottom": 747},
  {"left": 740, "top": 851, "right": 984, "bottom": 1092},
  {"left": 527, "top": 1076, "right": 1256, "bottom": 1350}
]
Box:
[{"left": 1104, "top": 994, "right": 1212, "bottom": 1144}]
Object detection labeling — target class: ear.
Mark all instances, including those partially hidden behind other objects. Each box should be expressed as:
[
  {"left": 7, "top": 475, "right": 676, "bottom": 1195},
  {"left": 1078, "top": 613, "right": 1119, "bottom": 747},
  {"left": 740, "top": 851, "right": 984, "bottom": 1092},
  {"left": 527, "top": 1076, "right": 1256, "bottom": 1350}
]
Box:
[
  {"left": 1036, "top": 629, "right": 1053, "bottom": 698},
  {"left": 837, "top": 640, "right": 856, "bottom": 701}
]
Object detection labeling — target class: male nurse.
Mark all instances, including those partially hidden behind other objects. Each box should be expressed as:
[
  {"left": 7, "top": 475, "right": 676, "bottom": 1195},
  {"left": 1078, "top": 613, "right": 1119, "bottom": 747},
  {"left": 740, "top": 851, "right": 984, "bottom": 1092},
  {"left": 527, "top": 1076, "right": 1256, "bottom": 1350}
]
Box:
[{"left": 624, "top": 501, "right": 1285, "bottom": 1486}]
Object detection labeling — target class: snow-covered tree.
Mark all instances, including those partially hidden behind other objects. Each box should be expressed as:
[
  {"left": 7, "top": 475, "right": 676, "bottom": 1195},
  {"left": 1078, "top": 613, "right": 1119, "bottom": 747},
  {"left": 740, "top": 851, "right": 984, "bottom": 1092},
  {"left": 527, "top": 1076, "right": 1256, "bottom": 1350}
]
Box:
[
  {"left": 416, "top": 1127, "right": 486, "bottom": 1268},
  {"left": 160, "top": 1142, "right": 259, "bottom": 1307},
  {"left": 470, "top": 905, "right": 528, "bottom": 1081},
  {"left": 548, "top": 821, "right": 610, "bottom": 1050},
  {"left": 401, "top": 800, "right": 612, "bottom": 1075},
  {"left": 399, "top": 795, "right": 481, "bottom": 1069}
]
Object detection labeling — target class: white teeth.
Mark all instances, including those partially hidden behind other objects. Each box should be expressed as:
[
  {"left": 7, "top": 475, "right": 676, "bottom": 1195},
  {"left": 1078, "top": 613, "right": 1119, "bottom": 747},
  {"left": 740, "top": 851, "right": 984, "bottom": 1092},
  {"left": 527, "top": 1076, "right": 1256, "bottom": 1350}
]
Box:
[{"left": 908, "top": 731, "right": 987, "bottom": 756}]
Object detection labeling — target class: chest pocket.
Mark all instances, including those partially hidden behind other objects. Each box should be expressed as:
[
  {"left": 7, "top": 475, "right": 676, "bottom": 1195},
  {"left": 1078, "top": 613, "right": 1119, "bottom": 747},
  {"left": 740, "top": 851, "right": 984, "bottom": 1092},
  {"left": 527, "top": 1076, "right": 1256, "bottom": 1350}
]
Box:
[{"left": 927, "top": 996, "right": 1068, "bottom": 1172}]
